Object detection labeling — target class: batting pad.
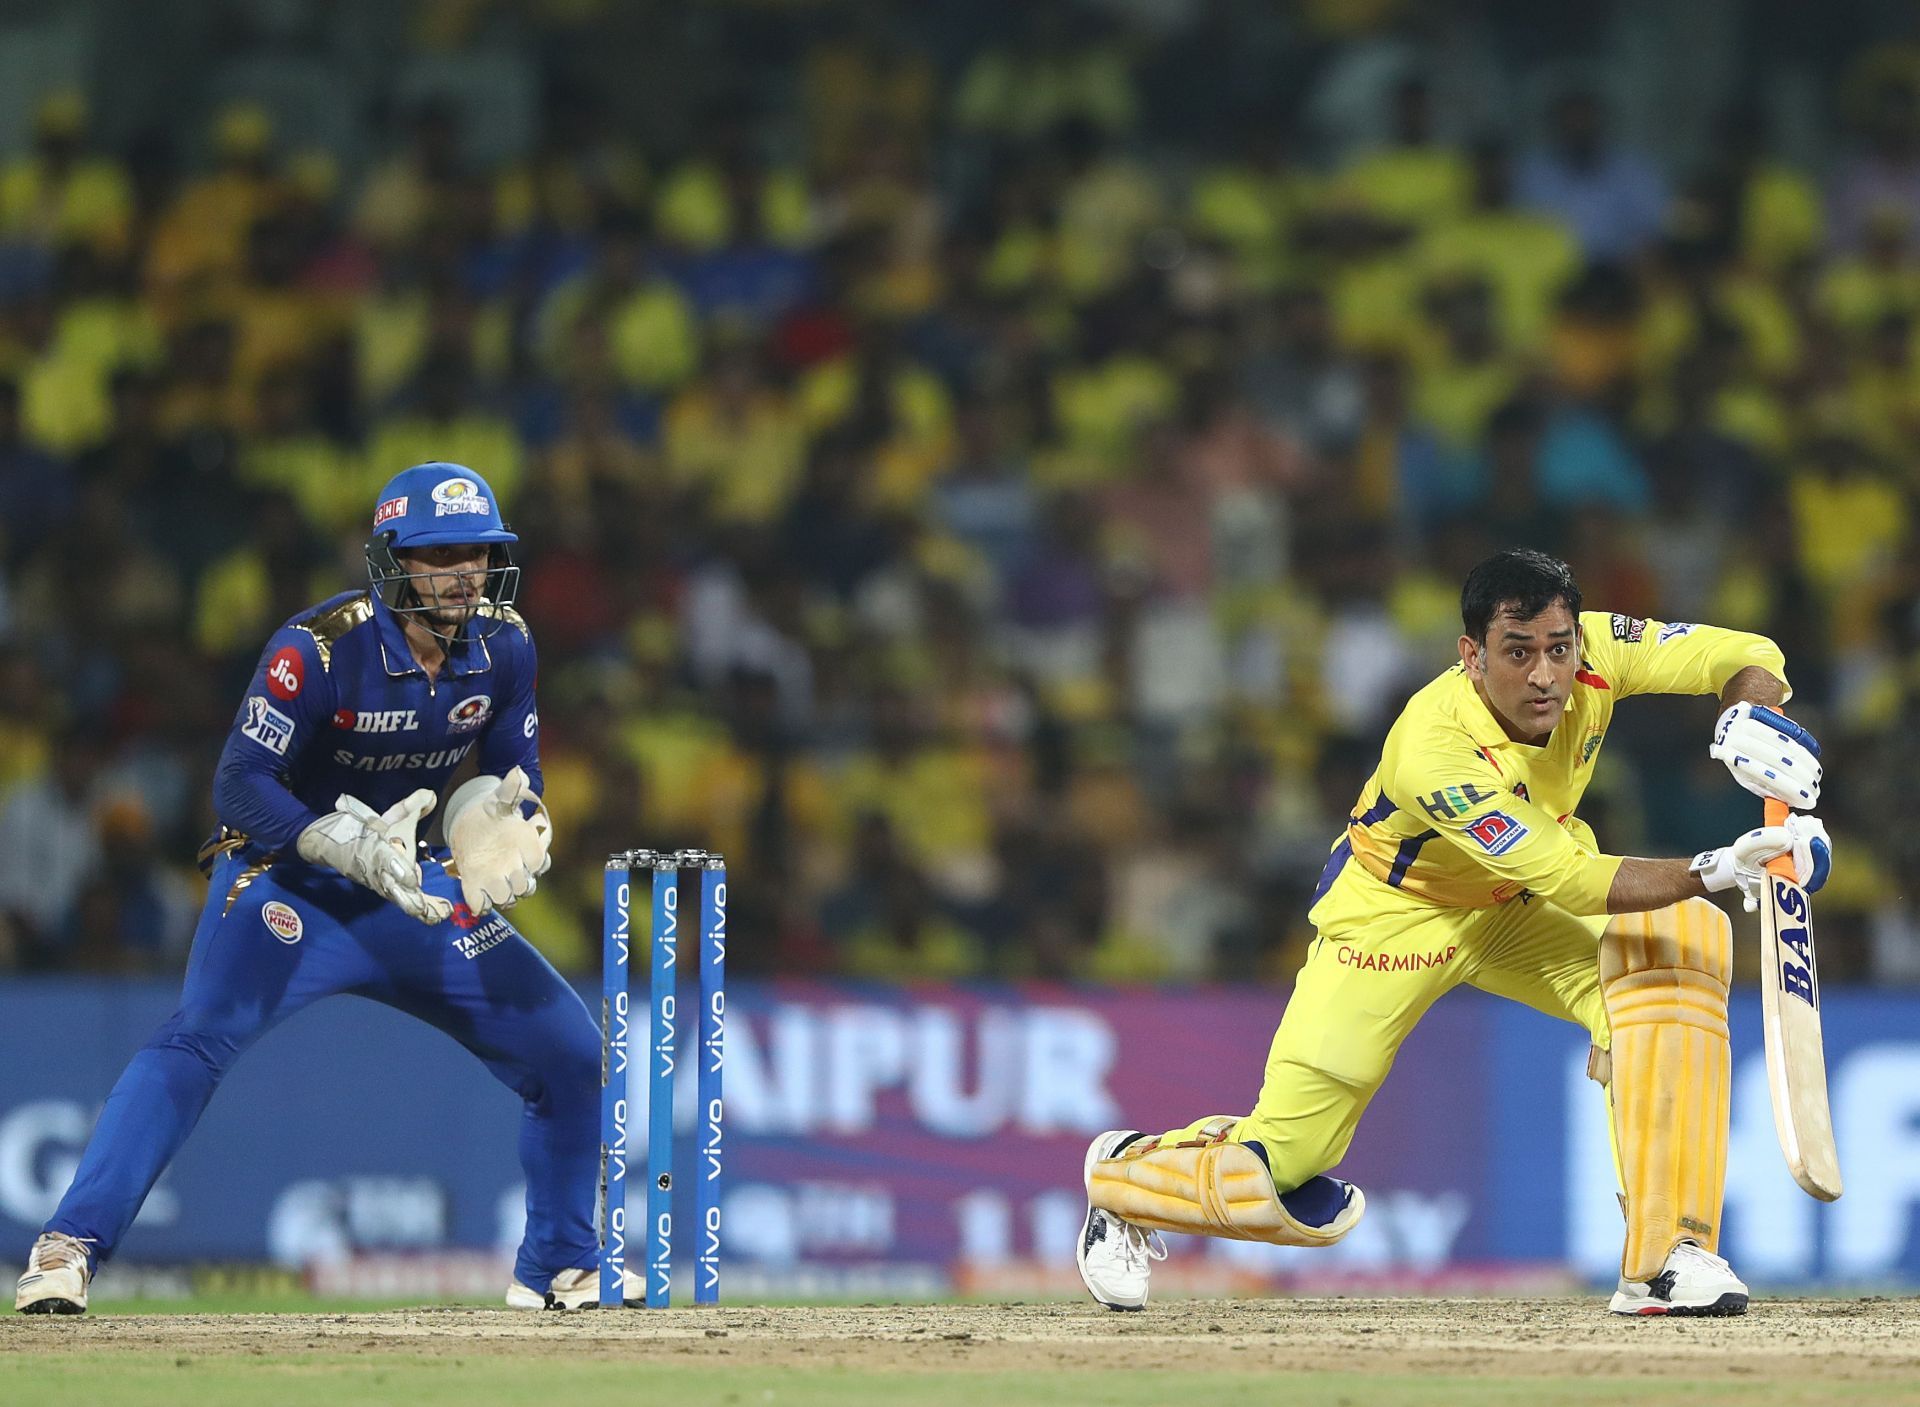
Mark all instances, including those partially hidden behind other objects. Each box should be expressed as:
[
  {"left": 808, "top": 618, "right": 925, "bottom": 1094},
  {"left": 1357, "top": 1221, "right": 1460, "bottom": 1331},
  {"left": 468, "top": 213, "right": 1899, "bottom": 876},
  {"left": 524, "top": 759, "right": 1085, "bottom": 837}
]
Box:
[
  {"left": 1601, "top": 898, "right": 1732, "bottom": 1282},
  {"left": 1089, "top": 1123, "right": 1365, "bottom": 1247}
]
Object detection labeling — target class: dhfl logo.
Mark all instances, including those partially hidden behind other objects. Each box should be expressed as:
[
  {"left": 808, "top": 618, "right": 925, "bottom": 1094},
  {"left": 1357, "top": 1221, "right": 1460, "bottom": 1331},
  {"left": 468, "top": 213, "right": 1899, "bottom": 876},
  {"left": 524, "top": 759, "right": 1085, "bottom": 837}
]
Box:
[
  {"left": 1465, "top": 810, "right": 1530, "bottom": 856},
  {"left": 266, "top": 647, "right": 304, "bottom": 700}
]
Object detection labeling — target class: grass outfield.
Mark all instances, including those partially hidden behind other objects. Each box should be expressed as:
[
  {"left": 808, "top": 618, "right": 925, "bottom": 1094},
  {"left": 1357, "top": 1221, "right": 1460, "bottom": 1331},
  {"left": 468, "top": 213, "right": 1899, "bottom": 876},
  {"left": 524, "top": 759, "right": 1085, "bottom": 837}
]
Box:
[
  {"left": 6, "top": 1297, "right": 1917, "bottom": 1407},
  {"left": 9, "top": 1357, "right": 1904, "bottom": 1407}
]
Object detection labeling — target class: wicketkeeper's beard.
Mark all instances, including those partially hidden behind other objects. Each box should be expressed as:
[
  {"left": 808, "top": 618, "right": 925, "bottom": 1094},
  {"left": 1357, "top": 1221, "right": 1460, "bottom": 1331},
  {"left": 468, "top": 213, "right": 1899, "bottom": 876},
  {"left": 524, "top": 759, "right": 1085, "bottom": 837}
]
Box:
[{"left": 420, "top": 599, "right": 476, "bottom": 640}]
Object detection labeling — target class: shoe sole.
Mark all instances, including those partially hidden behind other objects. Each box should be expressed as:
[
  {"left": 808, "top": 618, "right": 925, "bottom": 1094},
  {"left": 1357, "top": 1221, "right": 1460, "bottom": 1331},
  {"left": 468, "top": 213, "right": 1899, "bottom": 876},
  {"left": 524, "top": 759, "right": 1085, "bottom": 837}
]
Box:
[
  {"left": 16, "top": 1298, "right": 85, "bottom": 1315},
  {"left": 1610, "top": 1292, "right": 1748, "bottom": 1317}
]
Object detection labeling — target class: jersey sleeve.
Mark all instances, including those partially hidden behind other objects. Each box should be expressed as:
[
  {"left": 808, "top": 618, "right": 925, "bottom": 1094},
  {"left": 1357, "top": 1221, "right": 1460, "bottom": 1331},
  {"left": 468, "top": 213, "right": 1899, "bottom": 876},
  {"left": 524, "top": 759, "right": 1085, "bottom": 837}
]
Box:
[
  {"left": 1388, "top": 748, "right": 1624, "bottom": 915},
  {"left": 1581, "top": 612, "right": 1789, "bottom": 702},
  {"left": 211, "top": 627, "right": 337, "bottom": 851},
  {"left": 476, "top": 619, "right": 542, "bottom": 796}
]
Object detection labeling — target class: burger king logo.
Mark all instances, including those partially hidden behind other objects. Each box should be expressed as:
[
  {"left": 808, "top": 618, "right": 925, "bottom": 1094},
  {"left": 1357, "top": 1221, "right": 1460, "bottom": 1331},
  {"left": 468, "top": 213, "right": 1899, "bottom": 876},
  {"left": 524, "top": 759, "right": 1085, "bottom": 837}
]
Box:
[
  {"left": 447, "top": 695, "right": 493, "bottom": 733},
  {"left": 262, "top": 901, "right": 303, "bottom": 944}
]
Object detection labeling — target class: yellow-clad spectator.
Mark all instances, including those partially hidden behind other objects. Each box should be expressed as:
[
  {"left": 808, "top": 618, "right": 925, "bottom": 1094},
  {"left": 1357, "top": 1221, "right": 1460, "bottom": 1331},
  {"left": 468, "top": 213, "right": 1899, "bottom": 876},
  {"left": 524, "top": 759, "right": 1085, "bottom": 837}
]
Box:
[
  {"left": 225, "top": 210, "right": 343, "bottom": 396},
  {"left": 355, "top": 99, "right": 476, "bottom": 254},
  {"left": 1334, "top": 76, "right": 1470, "bottom": 231},
  {"left": 1846, "top": 312, "right": 1920, "bottom": 459},
  {"left": 1786, "top": 435, "right": 1908, "bottom": 637},
  {"left": 834, "top": 686, "right": 996, "bottom": 882},
  {"left": 1416, "top": 139, "right": 1580, "bottom": 350},
  {"left": 840, "top": 873, "right": 984, "bottom": 982},
  {"left": 363, "top": 353, "right": 524, "bottom": 504},
  {"left": 1042, "top": 345, "right": 1180, "bottom": 486},
  {"left": 796, "top": 331, "right": 953, "bottom": 507},
  {"left": 15, "top": 294, "right": 113, "bottom": 455},
  {"left": 661, "top": 339, "right": 807, "bottom": 523},
  {"left": 952, "top": 11, "right": 1137, "bottom": 141},
  {"left": 535, "top": 217, "right": 700, "bottom": 392},
  {"left": 1410, "top": 274, "right": 1526, "bottom": 448},
  {"left": 156, "top": 319, "right": 250, "bottom": 438},
  {"left": 237, "top": 369, "right": 363, "bottom": 535},
  {"left": 654, "top": 155, "right": 811, "bottom": 255},
  {"left": 493, "top": 93, "right": 646, "bottom": 237},
  {"left": 0, "top": 92, "right": 132, "bottom": 254},
  {"left": 804, "top": 25, "right": 937, "bottom": 179},
  {"left": 145, "top": 104, "right": 281, "bottom": 315},
  {"left": 1819, "top": 204, "right": 1920, "bottom": 333},
  {"left": 1054, "top": 126, "right": 1166, "bottom": 301},
  {"left": 46, "top": 246, "right": 163, "bottom": 381},
  {"left": 1188, "top": 132, "right": 1323, "bottom": 292}
]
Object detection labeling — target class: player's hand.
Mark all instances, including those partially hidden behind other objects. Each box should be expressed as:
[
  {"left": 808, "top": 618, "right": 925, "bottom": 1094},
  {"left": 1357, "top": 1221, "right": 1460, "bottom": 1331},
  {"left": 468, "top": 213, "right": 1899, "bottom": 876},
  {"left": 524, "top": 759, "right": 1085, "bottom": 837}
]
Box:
[
  {"left": 1710, "top": 702, "right": 1822, "bottom": 809},
  {"left": 298, "top": 790, "right": 453, "bottom": 925},
  {"left": 445, "top": 767, "right": 552, "bottom": 915},
  {"left": 1690, "top": 815, "right": 1832, "bottom": 911}
]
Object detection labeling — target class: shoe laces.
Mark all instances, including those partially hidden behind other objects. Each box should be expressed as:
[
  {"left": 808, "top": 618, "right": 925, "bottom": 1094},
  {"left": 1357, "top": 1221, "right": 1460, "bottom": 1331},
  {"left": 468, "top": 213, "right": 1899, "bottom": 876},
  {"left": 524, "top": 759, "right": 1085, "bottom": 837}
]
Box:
[
  {"left": 1118, "top": 1222, "right": 1169, "bottom": 1271},
  {"left": 31, "top": 1233, "right": 93, "bottom": 1273},
  {"left": 1674, "top": 1240, "right": 1731, "bottom": 1273}
]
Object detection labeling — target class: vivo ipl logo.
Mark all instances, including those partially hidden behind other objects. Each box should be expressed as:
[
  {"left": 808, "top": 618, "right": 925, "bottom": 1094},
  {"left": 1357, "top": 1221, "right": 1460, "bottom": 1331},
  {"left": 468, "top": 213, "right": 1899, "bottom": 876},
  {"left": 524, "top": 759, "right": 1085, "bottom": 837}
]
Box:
[
  {"left": 1772, "top": 878, "right": 1817, "bottom": 1008},
  {"left": 651, "top": 1212, "right": 672, "bottom": 1300}
]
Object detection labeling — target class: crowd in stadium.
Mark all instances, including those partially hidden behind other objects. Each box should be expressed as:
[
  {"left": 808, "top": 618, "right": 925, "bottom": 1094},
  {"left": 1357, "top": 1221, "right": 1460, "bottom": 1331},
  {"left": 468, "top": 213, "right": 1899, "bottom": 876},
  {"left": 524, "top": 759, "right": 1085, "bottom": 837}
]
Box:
[{"left": 0, "top": 1, "right": 1915, "bottom": 984}]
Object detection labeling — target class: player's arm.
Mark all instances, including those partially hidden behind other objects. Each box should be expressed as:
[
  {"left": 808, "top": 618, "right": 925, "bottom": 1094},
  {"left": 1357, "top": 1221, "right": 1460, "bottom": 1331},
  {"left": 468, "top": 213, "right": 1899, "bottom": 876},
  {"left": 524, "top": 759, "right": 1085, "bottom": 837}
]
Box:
[
  {"left": 211, "top": 631, "right": 334, "bottom": 850},
  {"left": 213, "top": 630, "right": 448, "bottom": 922},
  {"left": 1394, "top": 753, "right": 1625, "bottom": 915},
  {"left": 445, "top": 617, "right": 549, "bottom": 915},
  {"left": 1585, "top": 612, "right": 1821, "bottom": 810}
]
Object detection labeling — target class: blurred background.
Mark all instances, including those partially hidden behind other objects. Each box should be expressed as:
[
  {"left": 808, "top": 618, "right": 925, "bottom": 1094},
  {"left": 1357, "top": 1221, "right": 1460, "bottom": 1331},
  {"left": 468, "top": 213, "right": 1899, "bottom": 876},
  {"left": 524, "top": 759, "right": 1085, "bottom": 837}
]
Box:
[{"left": 1, "top": 0, "right": 1918, "bottom": 1300}]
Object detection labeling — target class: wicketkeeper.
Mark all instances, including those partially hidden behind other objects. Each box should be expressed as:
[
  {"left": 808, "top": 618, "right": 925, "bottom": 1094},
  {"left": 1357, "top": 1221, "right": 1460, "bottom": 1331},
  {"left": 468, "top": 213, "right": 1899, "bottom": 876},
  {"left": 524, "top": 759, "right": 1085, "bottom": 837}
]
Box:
[
  {"left": 1076, "top": 549, "right": 1830, "bottom": 1316},
  {"left": 15, "top": 463, "right": 635, "bottom": 1313}
]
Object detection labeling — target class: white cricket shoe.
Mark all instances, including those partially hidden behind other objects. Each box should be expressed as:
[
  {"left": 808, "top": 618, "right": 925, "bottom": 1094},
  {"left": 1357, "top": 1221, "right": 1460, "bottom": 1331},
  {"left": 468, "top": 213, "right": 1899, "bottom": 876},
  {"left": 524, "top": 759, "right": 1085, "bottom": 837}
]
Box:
[
  {"left": 506, "top": 1265, "right": 643, "bottom": 1310},
  {"left": 15, "top": 1231, "right": 93, "bottom": 1315},
  {"left": 1609, "top": 1240, "right": 1749, "bottom": 1316},
  {"left": 1076, "top": 1130, "right": 1167, "bottom": 1312}
]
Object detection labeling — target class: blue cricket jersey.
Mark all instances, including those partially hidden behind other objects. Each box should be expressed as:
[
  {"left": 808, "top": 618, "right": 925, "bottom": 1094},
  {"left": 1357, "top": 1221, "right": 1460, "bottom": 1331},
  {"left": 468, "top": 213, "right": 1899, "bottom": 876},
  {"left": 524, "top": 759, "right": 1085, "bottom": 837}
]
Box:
[{"left": 203, "top": 591, "right": 541, "bottom": 865}]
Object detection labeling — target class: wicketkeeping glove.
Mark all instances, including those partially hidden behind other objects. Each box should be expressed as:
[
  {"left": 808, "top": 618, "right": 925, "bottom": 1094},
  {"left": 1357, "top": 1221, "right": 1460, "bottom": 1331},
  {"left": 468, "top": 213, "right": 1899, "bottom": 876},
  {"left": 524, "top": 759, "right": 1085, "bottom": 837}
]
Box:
[
  {"left": 1710, "top": 701, "right": 1822, "bottom": 809},
  {"left": 297, "top": 789, "right": 454, "bottom": 925},
  {"left": 445, "top": 766, "right": 552, "bottom": 916}
]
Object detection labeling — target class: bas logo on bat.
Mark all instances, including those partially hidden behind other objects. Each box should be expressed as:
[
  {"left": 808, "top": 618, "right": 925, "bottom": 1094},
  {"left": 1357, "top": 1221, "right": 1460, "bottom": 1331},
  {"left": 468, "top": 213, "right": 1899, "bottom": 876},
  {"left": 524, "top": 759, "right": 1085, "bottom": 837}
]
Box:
[{"left": 1772, "top": 878, "right": 1816, "bottom": 1008}]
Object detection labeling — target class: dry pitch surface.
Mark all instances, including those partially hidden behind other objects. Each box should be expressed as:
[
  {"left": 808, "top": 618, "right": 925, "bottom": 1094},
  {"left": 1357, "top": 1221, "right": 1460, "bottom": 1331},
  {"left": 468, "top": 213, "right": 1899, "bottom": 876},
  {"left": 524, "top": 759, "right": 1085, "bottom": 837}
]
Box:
[{"left": 7, "top": 1296, "right": 1920, "bottom": 1406}]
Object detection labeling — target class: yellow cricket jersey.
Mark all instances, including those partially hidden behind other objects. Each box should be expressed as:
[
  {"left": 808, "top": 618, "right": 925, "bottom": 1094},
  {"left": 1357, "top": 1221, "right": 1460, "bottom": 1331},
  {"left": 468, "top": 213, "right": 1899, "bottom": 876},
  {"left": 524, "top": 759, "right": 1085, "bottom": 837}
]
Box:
[{"left": 1309, "top": 612, "right": 1788, "bottom": 928}]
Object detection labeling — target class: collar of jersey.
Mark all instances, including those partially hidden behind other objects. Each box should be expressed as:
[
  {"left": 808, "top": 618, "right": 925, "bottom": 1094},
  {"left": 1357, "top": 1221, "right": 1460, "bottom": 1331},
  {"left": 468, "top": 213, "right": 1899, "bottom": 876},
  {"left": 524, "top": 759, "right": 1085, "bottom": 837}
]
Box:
[
  {"left": 1448, "top": 666, "right": 1520, "bottom": 754},
  {"left": 371, "top": 595, "right": 493, "bottom": 679}
]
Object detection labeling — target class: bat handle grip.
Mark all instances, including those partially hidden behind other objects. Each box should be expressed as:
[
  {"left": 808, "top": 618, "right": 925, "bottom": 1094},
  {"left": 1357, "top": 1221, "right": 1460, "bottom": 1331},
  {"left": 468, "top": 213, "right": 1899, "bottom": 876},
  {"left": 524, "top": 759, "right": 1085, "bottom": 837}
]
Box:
[{"left": 1763, "top": 797, "right": 1796, "bottom": 879}]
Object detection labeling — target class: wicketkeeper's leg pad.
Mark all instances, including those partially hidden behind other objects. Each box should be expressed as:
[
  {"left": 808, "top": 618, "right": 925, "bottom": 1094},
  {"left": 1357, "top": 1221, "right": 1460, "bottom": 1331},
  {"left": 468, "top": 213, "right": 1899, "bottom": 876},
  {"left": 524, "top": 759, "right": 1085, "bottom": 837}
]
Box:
[
  {"left": 1088, "top": 1118, "right": 1366, "bottom": 1247},
  {"left": 1600, "top": 897, "right": 1732, "bottom": 1283}
]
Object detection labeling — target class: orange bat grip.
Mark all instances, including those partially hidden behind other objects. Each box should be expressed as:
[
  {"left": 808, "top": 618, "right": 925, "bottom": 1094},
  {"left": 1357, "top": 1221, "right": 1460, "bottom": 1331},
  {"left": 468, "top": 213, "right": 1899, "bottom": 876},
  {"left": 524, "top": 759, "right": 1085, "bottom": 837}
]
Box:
[{"left": 1764, "top": 797, "right": 1796, "bottom": 879}]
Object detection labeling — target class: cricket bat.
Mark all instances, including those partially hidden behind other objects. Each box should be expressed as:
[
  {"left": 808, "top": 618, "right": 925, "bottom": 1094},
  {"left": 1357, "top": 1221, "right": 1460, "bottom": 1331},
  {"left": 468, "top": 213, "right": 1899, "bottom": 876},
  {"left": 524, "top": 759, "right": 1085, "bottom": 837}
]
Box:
[{"left": 1757, "top": 797, "right": 1843, "bottom": 1201}]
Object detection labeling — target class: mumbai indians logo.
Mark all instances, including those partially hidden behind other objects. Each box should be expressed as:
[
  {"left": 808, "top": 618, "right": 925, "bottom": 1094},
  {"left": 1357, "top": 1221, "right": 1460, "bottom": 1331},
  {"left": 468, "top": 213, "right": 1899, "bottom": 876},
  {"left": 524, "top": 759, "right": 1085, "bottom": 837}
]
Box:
[
  {"left": 430, "top": 477, "right": 491, "bottom": 516},
  {"left": 1772, "top": 879, "right": 1818, "bottom": 1009}
]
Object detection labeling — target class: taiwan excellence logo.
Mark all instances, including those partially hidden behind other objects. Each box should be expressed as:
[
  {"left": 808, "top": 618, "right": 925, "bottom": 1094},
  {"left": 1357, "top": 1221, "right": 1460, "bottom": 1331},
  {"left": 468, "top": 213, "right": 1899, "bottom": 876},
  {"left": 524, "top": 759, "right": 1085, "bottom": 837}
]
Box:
[
  {"left": 447, "top": 695, "right": 492, "bottom": 733},
  {"left": 430, "top": 478, "right": 490, "bottom": 517}
]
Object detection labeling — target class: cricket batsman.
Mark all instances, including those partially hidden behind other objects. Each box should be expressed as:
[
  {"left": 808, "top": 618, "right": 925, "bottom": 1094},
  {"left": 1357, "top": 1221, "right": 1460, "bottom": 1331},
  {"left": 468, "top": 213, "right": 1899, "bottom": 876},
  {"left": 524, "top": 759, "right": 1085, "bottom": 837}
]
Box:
[
  {"left": 15, "top": 462, "right": 636, "bottom": 1313},
  {"left": 1076, "top": 549, "right": 1831, "bottom": 1317}
]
